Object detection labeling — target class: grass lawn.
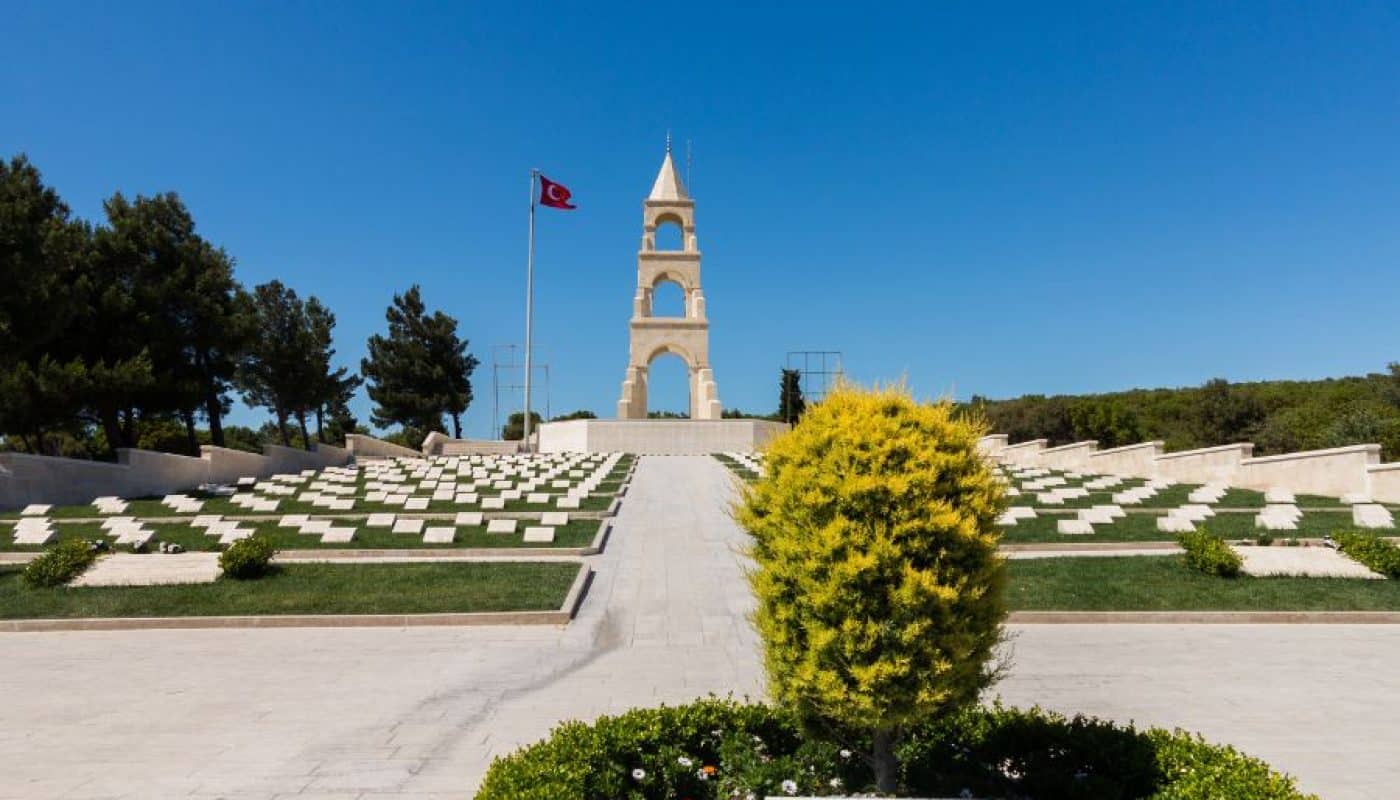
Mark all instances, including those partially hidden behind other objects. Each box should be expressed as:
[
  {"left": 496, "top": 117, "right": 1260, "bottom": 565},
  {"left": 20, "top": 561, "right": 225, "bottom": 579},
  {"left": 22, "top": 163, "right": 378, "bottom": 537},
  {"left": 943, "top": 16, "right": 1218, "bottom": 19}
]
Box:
[
  {"left": 713, "top": 454, "right": 760, "bottom": 482},
  {"left": 1007, "top": 555, "right": 1400, "bottom": 611},
  {"left": 0, "top": 561, "right": 579, "bottom": 619},
  {"left": 0, "top": 519, "right": 604, "bottom": 552}
]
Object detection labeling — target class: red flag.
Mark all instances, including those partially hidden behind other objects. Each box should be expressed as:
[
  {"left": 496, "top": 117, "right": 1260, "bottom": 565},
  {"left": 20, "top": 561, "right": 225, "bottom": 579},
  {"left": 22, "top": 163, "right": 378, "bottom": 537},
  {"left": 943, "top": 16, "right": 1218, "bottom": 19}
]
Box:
[{"left": 538, "top": 175, "right": 576, "bottom": 210}]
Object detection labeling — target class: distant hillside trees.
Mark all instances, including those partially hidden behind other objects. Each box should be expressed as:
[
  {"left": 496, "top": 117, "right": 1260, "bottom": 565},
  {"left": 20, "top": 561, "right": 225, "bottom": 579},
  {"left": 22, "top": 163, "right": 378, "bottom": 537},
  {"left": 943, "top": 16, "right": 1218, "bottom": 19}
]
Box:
[{"left": 968, "top": 365, "right": 1400, "bottom": 460}]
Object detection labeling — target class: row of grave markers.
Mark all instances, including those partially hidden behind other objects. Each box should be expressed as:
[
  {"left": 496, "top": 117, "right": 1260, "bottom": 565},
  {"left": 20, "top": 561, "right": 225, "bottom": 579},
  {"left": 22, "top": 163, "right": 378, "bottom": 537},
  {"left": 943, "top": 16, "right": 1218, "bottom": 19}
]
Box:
[{"left": 996, "top": 465, "right": 1395, "bottom": 534}]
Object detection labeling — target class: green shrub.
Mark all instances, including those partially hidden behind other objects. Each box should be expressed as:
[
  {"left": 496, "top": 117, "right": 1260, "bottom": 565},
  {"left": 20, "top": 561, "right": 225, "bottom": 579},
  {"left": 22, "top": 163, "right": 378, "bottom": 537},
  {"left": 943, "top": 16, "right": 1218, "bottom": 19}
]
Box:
[
  {"left": 737, "top": 383, "right": 1007, "bottom": 790},
  {"left": 218, "top": 534, "right": 276, "bottom": 579},
  {"left": 1334, "top": 530, "right": 1400, "bottom": 577},
  {"left": 476, "top": 698, "right": 1317, "bottom": 800},
  {"left": 1177, "top": 529, "right": 1242, "bottom": 577},
  {"left": 1255, "top": 532, "right": 1274, "bottom": 546},
  {"left": 23, "top": 538, "right": 99, "bottom": 588}
]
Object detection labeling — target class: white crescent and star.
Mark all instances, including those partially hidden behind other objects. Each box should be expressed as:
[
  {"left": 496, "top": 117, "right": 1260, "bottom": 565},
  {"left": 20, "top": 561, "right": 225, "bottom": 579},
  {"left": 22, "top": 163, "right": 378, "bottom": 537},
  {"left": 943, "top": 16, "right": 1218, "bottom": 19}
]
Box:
[{"left": 546, "top": 184, "right": 565, "bottom": 201}]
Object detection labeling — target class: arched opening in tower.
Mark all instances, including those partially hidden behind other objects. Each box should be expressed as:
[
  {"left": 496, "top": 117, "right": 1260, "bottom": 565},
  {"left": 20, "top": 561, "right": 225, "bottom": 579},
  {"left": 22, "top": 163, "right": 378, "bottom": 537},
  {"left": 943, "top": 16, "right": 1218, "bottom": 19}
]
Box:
[
  {"left": 653, "top": 219, "right": 684, "bottom": 251},
  {"left": 646, "top": 352, "right": 691, "bottom": 418},
  {"left": 651, "top": 280, "right": 686, "bottom": 317}
]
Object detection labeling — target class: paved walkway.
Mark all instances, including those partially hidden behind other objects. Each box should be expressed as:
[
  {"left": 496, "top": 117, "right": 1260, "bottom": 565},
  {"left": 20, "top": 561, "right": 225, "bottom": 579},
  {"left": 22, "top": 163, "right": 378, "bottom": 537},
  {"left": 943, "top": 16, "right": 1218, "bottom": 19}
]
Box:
[
  {"left": 0, "top": 455, "right": 763, "bottom": 800},
  {"left": 1, "top": 456, "right": 1398, "bottom": 799}
]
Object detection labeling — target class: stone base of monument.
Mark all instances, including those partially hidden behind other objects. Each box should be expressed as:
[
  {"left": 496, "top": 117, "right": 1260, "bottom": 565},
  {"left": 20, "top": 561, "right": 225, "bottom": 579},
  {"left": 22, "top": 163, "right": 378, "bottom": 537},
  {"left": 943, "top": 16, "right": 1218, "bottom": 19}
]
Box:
[{"left": 537, "top": 418, "right": 789, "bottom": 454}]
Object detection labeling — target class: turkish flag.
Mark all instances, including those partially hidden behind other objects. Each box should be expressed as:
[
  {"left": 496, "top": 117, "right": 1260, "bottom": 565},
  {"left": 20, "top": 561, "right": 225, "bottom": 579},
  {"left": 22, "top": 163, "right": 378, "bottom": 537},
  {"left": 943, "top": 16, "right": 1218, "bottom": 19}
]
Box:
[{"left": 538, "top": 175, "right": 576, "bottom": 210}]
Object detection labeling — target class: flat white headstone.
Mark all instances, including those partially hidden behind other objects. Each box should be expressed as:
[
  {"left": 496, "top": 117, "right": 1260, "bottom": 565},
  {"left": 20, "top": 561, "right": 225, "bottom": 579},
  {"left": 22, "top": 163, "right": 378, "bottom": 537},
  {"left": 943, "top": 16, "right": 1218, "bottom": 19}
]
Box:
[
  {"left": 454, "top": 511, "right": 483, "bottom": 526},
  {"left": 403, "top": 497, "right": 430, "bottom": 511},
  {"left": 522, "top": 526, "right": 555, "bottom": 543},
  {"left": 1352, "top": 503, "right": 1395, "bottom": 529},
  {"left": 1057, "top": 519, "right": 1095, "bottom": 535},
  {"left": 366, "top": 513, "right": 397, "bottom": 527},
  {"left": 485, "top": 519, "right": 517, "bottom": 534},
  {"left": 1157, "top": 516, "right": 1195, "bottom": 533},
  {"left": 540, "top": 512, "right": 569, "bottom": 526},
  {"left": 391, "top": 519, "right": 424, "bottom": 535},
  {"left": 423, "top": 526, "right": 456, "bottom": 544},
  {"left": 555, "top": 496, "right": 581, "bottom": 509},
  {"left": 320, "top": 527, "right": 356, "bottom": 543}
]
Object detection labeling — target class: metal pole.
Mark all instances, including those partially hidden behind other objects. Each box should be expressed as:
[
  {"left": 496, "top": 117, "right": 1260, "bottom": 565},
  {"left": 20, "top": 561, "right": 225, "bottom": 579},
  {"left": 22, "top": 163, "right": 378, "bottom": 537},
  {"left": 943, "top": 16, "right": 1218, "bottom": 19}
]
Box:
[{"left": 522, "top": 170, "right": 538, "bottom": 451}]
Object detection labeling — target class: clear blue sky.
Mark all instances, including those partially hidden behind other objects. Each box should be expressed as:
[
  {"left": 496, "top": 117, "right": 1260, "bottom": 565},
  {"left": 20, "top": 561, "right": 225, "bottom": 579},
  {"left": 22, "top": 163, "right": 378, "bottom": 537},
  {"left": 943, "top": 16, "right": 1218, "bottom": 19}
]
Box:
[{"left": 6, "top": 2, "right": 1400, "bottom": 438}]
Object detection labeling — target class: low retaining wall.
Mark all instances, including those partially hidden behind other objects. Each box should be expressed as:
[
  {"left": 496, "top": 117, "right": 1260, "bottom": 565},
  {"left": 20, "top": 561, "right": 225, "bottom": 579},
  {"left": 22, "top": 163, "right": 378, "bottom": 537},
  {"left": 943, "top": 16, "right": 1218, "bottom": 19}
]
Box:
[
  {"left": 1087, "top": 441, "right": 1164, "bottom": 478},
  {"left": 1368, "top": 463, "right": 1400, "bottom": 503},
  {"left": 422, "top": 432, "right": 519, "bottom": 456},
  {"left": 990, "top": 432, "right": 1400, "bottom": 501},
  {"left": 999, "top": 439, "right": 1047, "bottom": 466},
  {"left": 0, "top": 441, "right": 354, "bottom": 510},
  {"left": 1236, "top": 444, "right": 1380, "bottom": 498},
  {"left": 1151, "top": 443, "right": 1253, "bottom": 485},
  {"left": 344, "top": 434, "right": 422, "bottom": 460},
  {"left": 537, "top": 419, "right": 790, "bottom": 454},
  {"left": 977, "top": 434, "right": 1009, "bottom": 461},
  {"left": 1038, "top": 440, "right": 1099, "bottom": 471}
]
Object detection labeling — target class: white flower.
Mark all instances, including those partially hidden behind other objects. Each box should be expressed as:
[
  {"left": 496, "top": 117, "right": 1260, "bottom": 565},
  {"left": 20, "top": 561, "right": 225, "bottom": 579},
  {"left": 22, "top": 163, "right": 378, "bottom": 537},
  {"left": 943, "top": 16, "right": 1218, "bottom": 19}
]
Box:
[
  {"left": 781, "top": 778, "right": 798, "bottom": 795},
  {"left": 697, "top": 769, "right": 709, "bottom": 780},
  {"left": 677, "top": 756, "right": 693, "bottom": 767},
  {"left": 839, "top": 748, "right": 852, "bottom": 759},
  {"left": 830, "top": 777, "right": 843, "bottom": 789},
  {"left": 631, "top": 768, "right": 646, "bottom": 780}
]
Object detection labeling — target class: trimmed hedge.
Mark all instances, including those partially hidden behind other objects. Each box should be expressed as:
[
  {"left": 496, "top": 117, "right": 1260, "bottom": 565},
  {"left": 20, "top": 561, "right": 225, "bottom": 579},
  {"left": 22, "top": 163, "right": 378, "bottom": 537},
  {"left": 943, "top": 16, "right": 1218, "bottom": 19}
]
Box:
[
  {"left": 476, "top": 698, "right": 1316, "bottom": 800},
  {"left": 218, "top": 534, "right": 276, "bottom": 579},
  {"left": 1334, "top": 530, "right": 1400, "bottom": 577},
  {"left": 23, "top": 539, "right": 99, "bottom": 588},
  {"left": 1177, "top": 529, "right": 1242, "bottom": 577}
]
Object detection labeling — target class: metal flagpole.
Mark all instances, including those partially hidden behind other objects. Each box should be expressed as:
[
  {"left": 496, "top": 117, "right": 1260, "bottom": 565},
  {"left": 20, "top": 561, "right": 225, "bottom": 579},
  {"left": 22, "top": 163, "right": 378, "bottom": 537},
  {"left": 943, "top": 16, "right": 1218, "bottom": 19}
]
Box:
[{"left": 522, "top": 169, "right": 539, "bottom": 451}]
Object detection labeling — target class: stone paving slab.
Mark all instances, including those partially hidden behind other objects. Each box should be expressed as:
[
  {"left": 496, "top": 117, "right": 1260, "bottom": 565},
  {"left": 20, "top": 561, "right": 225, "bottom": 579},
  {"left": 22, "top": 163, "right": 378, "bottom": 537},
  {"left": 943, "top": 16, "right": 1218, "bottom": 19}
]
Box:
[
  {"left": 70, "top": 552, "right": 221, "bottom": 587},
  {"left": 1234, "top": 545, "right": 1383, "bottom": 578}
]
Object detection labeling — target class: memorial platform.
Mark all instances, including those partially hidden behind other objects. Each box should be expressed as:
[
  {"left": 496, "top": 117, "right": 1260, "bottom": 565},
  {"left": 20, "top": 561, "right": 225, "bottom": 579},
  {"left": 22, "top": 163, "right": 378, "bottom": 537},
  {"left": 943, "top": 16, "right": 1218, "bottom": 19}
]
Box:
[{"left": 536, "top": 419, "right": 788, "bottom": 454}]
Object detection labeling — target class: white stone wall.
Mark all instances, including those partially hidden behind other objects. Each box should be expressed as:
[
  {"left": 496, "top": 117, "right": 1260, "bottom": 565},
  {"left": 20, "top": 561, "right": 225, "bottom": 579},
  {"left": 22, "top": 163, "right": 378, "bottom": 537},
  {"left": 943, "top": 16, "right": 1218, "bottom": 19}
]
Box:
[
  {"left": 1235, "top": 444, "right": 1380, "bottom": 497},
  {"left": 1367, "top": 463, "right": 1400, "bottom": 503},
  {"left": 999, "top": 439, "right": 1047, "bottom": 465},
  {"left": 992, "top": 434, "right": 1400, "bottom": 501},
  {"left": 1151, "top": 443, "right": 1254, "bottom": 484},
  {"left": 977, "top": 434, "right": 1009, "bottom": 462},
  {"left": 1038, "top": 440, "right": 1099, "bottom": 471},
  {"left": 0, "top": 441, "right": 355, "bottom": 510},
  {"left": 1087, "top": 441, "right": 1164, "bottom": 478},
  {"left": 345, "top": 434, "right": 423, "bottom": 460},
  {"left": 537, "top": 419, "right": 788, "bottom": 454}
]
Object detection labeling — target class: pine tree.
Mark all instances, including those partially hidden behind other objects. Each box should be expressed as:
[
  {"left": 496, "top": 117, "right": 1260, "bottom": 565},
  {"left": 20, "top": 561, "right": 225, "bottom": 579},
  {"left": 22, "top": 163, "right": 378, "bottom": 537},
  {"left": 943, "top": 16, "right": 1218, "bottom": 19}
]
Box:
[
  {"left": 778, "top": 367, "right": 806, "bottom": 424},
  {"left": 361, "top": 285, "right": 477, "bottom": 437},
  {"left": 236, "top": 281, "right": 321, "bottom": 447},
  {"left": 0, "top": 155, "right": 91, "bottom": 453}
]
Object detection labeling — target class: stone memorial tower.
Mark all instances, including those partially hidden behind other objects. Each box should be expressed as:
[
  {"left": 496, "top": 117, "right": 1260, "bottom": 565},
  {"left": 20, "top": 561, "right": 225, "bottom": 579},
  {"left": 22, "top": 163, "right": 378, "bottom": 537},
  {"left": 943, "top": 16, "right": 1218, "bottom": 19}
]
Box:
[{"left": 616, "top": 145, "right": 723, "bottom": 419}]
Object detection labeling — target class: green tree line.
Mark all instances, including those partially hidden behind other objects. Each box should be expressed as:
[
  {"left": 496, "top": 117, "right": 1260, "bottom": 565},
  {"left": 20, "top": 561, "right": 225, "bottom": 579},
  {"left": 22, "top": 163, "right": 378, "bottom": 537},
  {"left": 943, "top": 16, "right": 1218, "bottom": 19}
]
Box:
[
  {"left": 963, "top": 367, "right": 1400, "bottom": 460},
  {"left": 1, "top": 154, "right": 476, "bottom": 459}
]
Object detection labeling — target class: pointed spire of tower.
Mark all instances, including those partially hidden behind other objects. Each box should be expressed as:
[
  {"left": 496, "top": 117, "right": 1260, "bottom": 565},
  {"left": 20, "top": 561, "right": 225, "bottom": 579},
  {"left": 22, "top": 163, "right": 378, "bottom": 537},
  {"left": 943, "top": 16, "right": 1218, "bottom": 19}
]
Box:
[{"left": 648, "top": 142, "right": 689, "bottom": 202}]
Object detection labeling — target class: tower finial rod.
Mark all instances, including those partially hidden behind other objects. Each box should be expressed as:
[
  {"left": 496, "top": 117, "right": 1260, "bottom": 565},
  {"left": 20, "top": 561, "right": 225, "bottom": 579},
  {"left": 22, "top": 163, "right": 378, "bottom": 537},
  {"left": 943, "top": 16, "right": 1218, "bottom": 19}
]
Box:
[{"left": 666, "top": 129, "right": 672, "bottom": 154}]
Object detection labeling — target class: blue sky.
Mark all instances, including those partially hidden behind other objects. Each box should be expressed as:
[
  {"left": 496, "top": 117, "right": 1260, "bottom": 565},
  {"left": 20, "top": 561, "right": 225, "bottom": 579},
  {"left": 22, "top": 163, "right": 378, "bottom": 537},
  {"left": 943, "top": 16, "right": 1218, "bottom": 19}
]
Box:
[{"left": 6, "top": 2, "right": 1400, "bottom": 437}]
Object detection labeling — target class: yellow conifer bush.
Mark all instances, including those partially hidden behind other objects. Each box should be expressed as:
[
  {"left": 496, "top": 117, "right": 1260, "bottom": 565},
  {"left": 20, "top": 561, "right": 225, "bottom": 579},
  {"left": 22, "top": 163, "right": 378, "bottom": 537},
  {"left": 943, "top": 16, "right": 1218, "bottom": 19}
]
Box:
[{"left": 737, "top": 382, "right": 1007, "bottom": 792}]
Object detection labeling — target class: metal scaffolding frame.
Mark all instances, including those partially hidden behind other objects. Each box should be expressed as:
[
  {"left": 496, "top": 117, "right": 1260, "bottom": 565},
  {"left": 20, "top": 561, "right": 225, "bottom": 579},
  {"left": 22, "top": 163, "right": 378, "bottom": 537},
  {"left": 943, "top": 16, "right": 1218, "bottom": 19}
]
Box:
[
  {"left": 492, "top": 344, "right": 550, "bottom": 440},
  {"left": 785, "top": 350, "right": 845, "bottom": 416}
]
